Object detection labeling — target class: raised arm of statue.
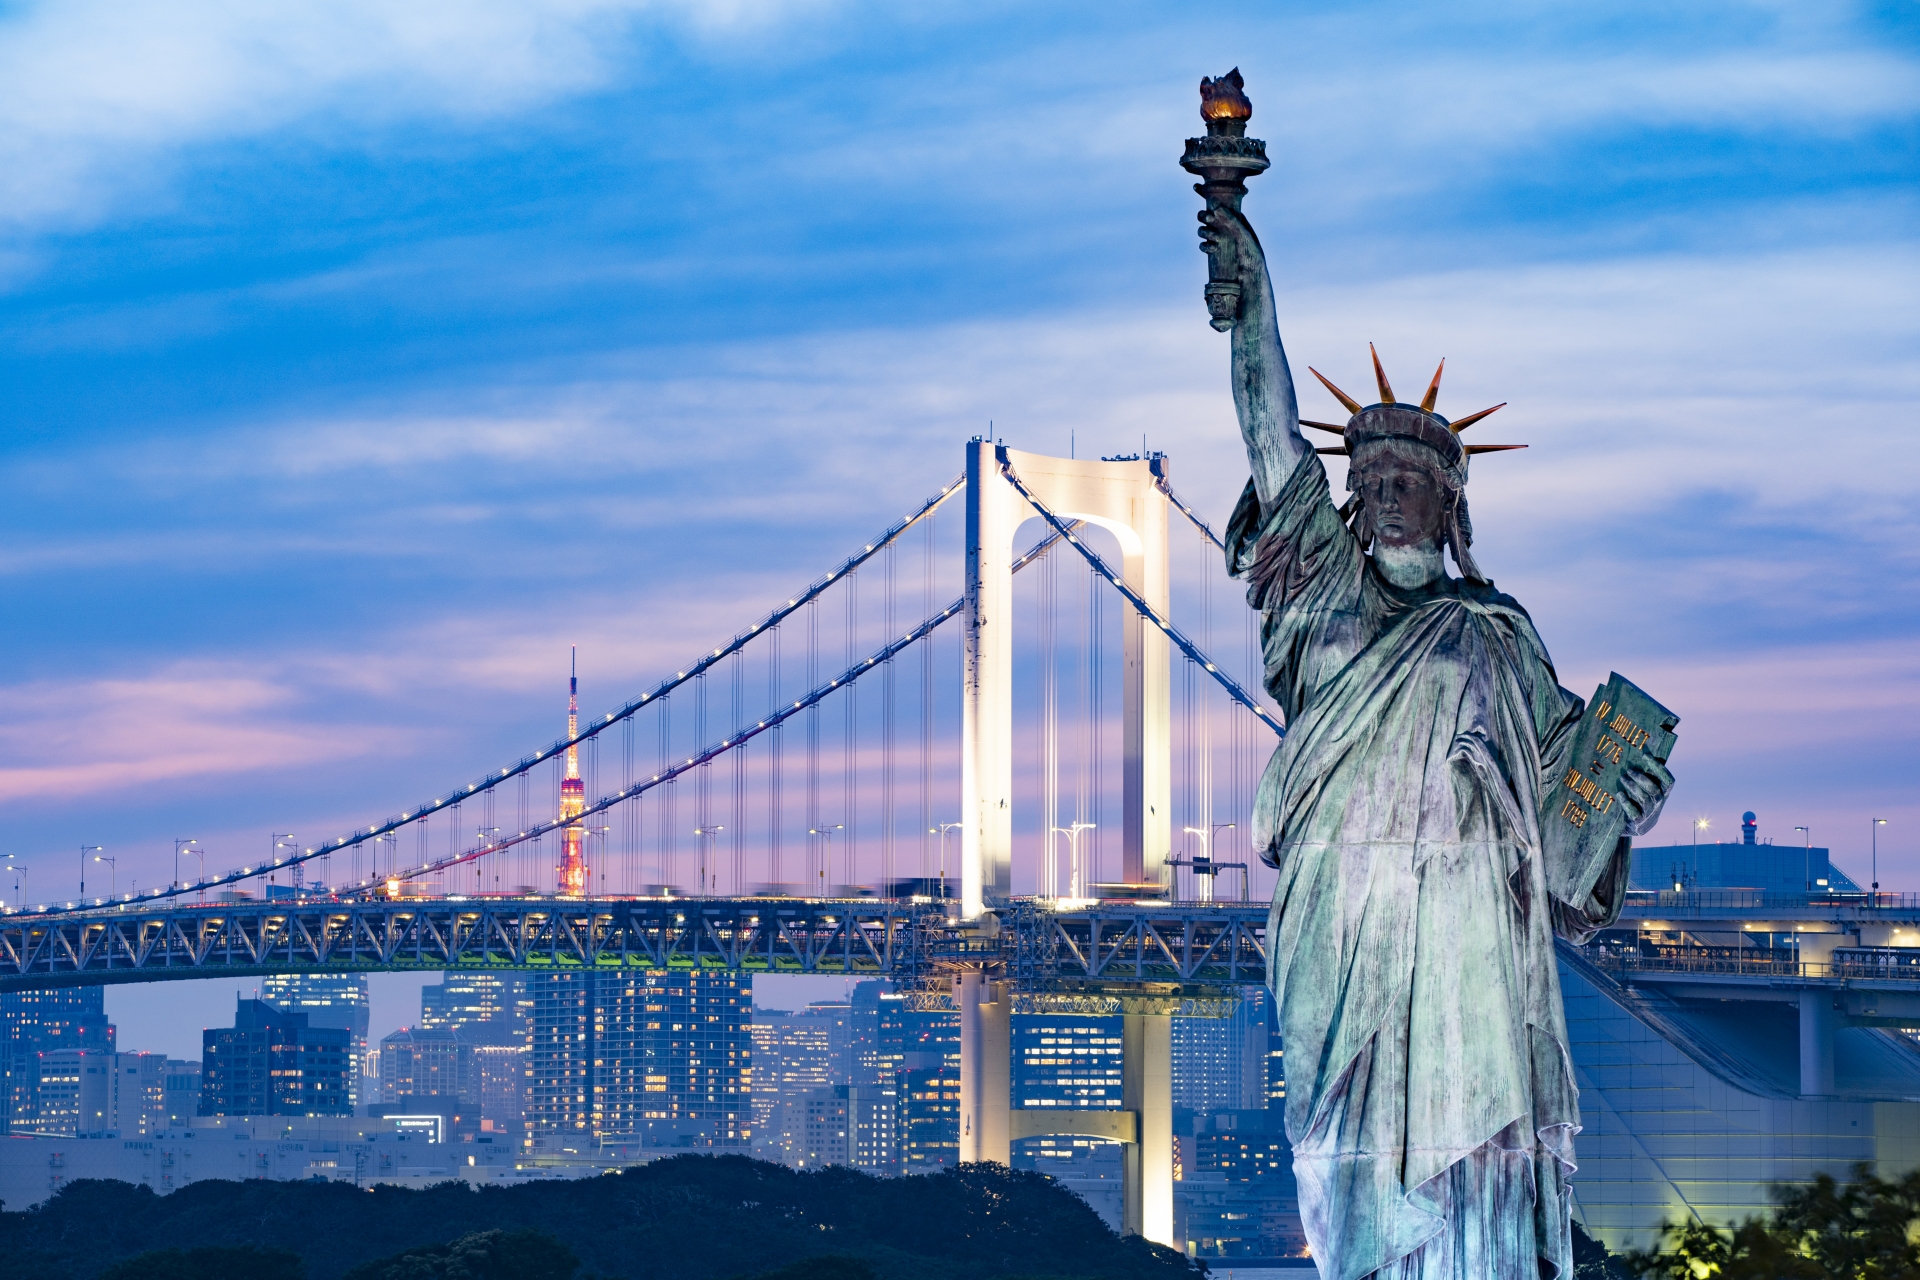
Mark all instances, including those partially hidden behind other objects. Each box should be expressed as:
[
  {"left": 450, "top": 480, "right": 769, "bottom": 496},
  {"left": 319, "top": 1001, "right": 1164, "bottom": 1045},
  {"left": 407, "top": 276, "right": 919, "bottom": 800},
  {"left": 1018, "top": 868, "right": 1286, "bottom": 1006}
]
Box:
[{"left": 1197, "top": 206, "right": 1307, "bottom": 507}]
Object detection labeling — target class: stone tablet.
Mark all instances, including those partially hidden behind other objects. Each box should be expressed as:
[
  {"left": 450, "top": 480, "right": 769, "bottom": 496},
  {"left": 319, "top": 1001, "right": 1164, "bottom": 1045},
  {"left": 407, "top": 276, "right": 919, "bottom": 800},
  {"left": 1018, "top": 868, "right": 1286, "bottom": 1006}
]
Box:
[{"left": 1545, "top": 673, "right": 1679, "bottom": 905}]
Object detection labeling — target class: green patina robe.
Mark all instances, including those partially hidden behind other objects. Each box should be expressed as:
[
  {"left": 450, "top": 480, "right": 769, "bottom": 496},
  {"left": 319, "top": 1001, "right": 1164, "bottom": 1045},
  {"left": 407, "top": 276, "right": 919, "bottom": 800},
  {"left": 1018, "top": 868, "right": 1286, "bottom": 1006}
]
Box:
[{"left": 1226, "top": 457, "right": 1630, "bottom": 1280}]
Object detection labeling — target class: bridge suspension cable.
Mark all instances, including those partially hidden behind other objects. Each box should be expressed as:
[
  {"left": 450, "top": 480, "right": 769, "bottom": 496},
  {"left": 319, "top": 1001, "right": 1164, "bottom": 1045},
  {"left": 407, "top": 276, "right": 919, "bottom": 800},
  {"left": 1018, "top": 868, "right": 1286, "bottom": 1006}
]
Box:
[
  {"left": 997, "top": 451, "right": 1282, "bottom": 735},
  {"left": 386, "top": 520, "right": 1091, "bottom": 886}
]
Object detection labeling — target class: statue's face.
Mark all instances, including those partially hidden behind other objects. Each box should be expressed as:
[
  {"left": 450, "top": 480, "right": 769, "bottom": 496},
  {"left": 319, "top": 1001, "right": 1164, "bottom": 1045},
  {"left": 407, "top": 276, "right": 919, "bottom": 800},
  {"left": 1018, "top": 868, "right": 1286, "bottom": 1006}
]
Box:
[{"left": 1357, "top": 458, "right": 1447, "bottom": 549}]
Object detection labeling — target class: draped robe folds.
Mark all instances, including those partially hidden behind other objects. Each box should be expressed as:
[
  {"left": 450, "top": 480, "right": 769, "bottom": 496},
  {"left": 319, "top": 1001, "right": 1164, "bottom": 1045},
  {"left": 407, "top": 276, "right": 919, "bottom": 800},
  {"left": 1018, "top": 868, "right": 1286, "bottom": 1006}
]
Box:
[{"left": 1225, "top": 458, "right": 1632, "bottom": 1280}]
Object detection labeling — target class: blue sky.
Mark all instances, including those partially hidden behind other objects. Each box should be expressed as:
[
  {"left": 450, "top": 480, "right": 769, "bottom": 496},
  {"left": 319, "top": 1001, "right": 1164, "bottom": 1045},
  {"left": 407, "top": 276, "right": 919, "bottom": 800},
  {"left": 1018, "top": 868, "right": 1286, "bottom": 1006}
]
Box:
[{"left": 0, "top": 0, "right": 1916, "bottom": 1053}]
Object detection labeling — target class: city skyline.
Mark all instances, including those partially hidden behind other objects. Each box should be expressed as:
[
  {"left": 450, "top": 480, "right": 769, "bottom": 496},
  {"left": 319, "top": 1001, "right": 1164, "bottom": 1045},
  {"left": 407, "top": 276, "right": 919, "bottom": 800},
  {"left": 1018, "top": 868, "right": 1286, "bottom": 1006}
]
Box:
[{"left": 0, "top": 4, "right": 1914, "bottom": 1063}]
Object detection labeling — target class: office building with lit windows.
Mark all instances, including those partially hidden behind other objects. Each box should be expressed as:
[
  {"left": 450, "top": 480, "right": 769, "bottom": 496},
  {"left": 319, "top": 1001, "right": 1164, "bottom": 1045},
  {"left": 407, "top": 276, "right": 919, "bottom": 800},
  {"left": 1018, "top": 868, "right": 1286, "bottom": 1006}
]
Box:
[
  {"left": 1, "top": 988, "right": 114, "bottom": 1132},
  {"left": 200, "top": 999, "right": 352, "bottom": 1118},
  {"left": 525, "top": 970, "right": 749, "bottom": 1152},
  {"left": 257, "top": 974, "right": 370, "bottom": 1108}
]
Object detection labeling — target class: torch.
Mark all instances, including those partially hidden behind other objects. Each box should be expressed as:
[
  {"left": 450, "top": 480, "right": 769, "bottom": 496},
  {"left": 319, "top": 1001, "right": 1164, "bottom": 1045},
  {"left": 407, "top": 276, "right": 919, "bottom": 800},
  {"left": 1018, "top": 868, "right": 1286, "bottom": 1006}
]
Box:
[{"left": 1181, "top": 69, "right": 1270, "bottom": 331}]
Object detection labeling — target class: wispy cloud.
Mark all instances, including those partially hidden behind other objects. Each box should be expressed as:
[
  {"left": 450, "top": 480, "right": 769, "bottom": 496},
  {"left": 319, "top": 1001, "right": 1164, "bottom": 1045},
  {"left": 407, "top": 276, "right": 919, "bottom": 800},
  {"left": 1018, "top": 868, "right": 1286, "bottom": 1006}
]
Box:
[{"left": 0, "top": 0, "right": 811, "bottom": 229}]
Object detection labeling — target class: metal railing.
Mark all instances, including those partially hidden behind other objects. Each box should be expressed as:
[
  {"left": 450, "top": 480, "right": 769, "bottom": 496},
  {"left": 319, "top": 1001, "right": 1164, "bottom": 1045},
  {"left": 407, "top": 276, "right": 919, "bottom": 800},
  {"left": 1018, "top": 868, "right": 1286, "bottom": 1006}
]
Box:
[
  {"left": 1583, "top": 944, "right": 1920, "bottom": 984},
  {"left": 1621, "top": 889, "right": 1920, "bottom": 914}
]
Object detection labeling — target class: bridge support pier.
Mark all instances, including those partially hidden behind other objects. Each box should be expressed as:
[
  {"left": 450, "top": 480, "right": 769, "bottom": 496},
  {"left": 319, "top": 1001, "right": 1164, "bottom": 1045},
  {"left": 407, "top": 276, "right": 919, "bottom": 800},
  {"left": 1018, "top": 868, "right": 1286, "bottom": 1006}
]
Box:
[
  {"left": 1800, "top": 993, "right": 1838, "bottom": 1096},
  {"left": 1122, "top": 1012, "right": 1174, "bottom": 1245},
  {"left": 957, "top": 972, "right": 1010, "bottom": 1164}
]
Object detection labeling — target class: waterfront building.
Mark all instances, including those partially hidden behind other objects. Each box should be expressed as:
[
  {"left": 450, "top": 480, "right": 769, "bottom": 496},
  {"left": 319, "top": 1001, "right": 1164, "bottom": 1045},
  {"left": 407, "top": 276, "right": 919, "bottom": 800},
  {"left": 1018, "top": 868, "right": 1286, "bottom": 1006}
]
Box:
[
  {"left": 199, "top": 999, "right": 352, "bottom": 1118},
  {"left": 1630, "top": 810, "right": 1861, "bottom": 895},
  {"left": 1561, "top": 948, "right": 1920, "bottom": 1251}
]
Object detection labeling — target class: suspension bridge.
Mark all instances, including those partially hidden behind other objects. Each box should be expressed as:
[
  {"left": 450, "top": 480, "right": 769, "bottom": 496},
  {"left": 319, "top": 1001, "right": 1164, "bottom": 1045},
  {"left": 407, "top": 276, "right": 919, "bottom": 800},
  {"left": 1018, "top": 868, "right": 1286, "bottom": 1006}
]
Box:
[{"left": 1, "top": 441, "right": 1294, "bottom": 1241}]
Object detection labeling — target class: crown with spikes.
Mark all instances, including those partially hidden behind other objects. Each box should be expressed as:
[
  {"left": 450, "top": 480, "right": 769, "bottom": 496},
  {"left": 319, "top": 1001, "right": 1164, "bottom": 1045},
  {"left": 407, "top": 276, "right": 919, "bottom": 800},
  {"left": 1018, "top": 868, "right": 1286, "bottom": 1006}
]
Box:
[{"left": 1299, "top": 345, "right": 1523, "bottom": 471}]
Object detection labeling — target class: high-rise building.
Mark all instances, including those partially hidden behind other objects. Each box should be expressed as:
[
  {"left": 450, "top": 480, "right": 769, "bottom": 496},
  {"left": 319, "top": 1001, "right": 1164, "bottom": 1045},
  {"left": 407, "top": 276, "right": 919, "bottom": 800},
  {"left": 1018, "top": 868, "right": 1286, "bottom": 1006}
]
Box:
[
  {"left": 257, "top": 974, "right": 370, "bottom": 1108},
  {"left": 420, "top": 974, "right": 528, "bottom": 1046},
  {"left": 34, "top": 1051, "right": 168, "bottom": 1137},
  {"left": 1171, "top": 989, "right": 1270, "bottom": 1114},
  {"left": 1013, "top": 1014, "right": 1124, "bottom": 1109},
  {"left": 750, "top": 1006, "right": 842, "bottom": 1132},
  {"left": 200, "top": 999, "right": 352, "bottom": 1118},
  {"left": 896, "top": 1066, "right": 960, "bottom": 1174},
  {"left": 849, "top": 981, "right": 909, "bottom": 1086},
  {"left": 1, "top": 988, "right": 113, "bottom": 1132},
  {"left": 378, "top": 1027, "right": 475, "bottom": 1105},
  {"left": 525, "top": 970, "right": 750, "bottom": 1152},
  {"left": 472, "top": 1043, "right": 527, "bottom": 1136}
]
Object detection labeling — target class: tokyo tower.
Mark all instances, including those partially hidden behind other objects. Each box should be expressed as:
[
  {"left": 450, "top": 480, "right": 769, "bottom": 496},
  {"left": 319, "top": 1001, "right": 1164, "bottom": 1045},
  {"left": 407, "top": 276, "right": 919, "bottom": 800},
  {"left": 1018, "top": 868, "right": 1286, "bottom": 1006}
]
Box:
[{"left": 558, "top": 646, "right": 588, "bottom": 896}]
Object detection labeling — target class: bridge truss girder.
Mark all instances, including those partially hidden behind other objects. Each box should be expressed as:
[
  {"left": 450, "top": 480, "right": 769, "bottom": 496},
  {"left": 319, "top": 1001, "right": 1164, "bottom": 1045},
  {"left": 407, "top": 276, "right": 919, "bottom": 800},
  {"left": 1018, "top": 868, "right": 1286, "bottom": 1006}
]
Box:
[{"left": 0, "top": 899, "right": 1271, "bottom": 994}]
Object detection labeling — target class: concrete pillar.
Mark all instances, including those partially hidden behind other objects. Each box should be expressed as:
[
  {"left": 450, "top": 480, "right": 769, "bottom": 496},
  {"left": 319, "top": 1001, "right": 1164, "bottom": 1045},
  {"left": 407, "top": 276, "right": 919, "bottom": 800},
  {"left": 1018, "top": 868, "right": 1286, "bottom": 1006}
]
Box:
[
  {"left": 1122, "top": 1012, "right": 1174, "bottom": 1245},
  {"left": 956, "top": 972, "right": 1010, "bottom": 1163},
  {"left": 1799, "top": 994, "right": 1837, "bottom": 1096},
  {"left": 963, "top": 440, "right": 1016, "bottom": 919},
  {"left": 960, "top": 443, "right": 1171, "bottom": 907}
]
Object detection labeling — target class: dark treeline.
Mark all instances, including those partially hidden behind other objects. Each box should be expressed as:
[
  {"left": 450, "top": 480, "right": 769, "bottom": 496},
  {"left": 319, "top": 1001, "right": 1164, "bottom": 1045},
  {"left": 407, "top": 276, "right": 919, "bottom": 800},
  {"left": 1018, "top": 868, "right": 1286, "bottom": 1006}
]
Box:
[{"left": 0, "top": 1156, "right": 1202, "bottom": 1280}]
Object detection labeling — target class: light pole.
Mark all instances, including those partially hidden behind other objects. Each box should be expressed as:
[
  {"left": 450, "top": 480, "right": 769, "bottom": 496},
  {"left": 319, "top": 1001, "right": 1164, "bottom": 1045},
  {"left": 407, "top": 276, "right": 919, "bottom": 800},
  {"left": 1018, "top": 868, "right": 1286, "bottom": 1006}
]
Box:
[
  {"left": 1052, "top": 822, "right": 1097, "bottom": 898},
  {"left": 808, "top": 825, "right": 843, "bottom": 894},
  {"left": 1873, "top": 817, "right": 1888, "bottom": 895},
  {"left": 173, "top": 838, "right": 198, "bottom": 891},
  {"left": 190, "top": 846, "right": 208, "bottom": 900},
  {"left": 1794, "top": 826, "right": 1811, "bottom": 893},
  {"left": 693, "top": 826, "right": 725, "bottom": 897},
  {"left": 1181, "top": 823, "right": 1240, "bottom": 903},
  {"left": 271, "top": 833, "right": 295, "bottom": 893},
  {"left": 477, "top": 828, "right": 501, "bottom": 895},
  {"left": 78, "top": 845, "right": 102, "bottom": 899},
  {"left": 94, "top": 853, "right": 116, "bottom": 898},
  {"left": 5, "top": 864, "right": 27, "bottom": 911},
  {"left": 931, "top": 823, "right": 963, "bottom": 899}
]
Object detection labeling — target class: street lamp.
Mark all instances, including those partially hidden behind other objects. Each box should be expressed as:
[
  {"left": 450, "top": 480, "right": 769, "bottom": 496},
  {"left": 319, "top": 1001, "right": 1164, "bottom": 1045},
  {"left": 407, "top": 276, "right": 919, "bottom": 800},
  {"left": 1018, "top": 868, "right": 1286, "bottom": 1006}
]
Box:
[
  {"left": 931, "top": 823, "right": 963, "bottom": 899},
  {"left": 1181, "top": 823, "right": 1240, "bottom": 903},
  {"left": 1873, "top": 817, "right": 1889, "bottom": 895},
  {"left": 1794, "top": 826, "right": 1811, "bottom": 893},
  {"left": 5, "top": 864, "right": 28, "bottom": 911},
  {"left": 78, "top": 845, "right": 102, "bottom": 899},
  {"left": 1051, "top": 822, "right": 1097, "bottom": 899},
  {"left": 477, "top": 828, "right": 502, "bottom": 895},
  {"left": 693, "top": 826, "right": 725, "bottom": 897},
  {"left": 94, "top": 853, "right": 117, "bottom": 898},
  {"left": 808, "top": 825, "right": 843, "bottom": 893}
]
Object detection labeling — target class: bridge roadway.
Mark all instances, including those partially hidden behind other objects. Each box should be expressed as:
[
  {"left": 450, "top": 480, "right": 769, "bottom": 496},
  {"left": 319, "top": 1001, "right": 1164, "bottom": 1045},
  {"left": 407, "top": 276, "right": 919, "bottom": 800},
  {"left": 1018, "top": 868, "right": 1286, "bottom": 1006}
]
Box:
[{"left": 0, "top": 894, "right": 1271, "bottom": 996}]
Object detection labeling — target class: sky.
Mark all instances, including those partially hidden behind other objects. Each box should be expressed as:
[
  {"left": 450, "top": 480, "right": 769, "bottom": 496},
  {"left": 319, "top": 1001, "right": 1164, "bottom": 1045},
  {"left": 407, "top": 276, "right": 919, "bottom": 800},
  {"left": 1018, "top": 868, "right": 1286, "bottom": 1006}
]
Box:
[{"left": 0, "top": 0, "right": 1915, "bottom": 1053}]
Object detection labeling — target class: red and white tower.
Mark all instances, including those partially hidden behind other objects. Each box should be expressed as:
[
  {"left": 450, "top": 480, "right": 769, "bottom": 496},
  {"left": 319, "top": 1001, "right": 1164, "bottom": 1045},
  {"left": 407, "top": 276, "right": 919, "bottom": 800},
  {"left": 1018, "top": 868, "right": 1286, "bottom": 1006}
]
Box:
[{"left": 558, "top": 647, "right": 588, "bottom": 896}]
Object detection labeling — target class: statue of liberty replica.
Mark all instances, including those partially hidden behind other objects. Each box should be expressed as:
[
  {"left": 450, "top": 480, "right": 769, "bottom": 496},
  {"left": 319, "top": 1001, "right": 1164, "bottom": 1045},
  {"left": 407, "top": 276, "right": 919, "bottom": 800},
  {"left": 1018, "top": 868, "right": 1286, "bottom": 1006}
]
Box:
[{"left": 1185, "top": 71, "right": 1676, "bottom": 1280}]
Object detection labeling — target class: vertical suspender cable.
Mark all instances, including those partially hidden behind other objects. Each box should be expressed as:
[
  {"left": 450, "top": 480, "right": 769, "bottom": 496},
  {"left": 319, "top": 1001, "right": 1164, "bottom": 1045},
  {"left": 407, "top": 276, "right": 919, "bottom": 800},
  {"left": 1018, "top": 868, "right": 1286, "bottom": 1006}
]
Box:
[
  {"left": 807, "top": 599, "right": 820, "bottom": 886},
  {"left": 697, "top": 670, "right": 710, "bottom": 893},
  {"left": 732, "top": 650, "right": 745, "bottom": 895},
  {"left": 844, "top": 568, "right": 858, "bottom": 889},
  {"left": 769, "top": 622, "right": 784, "bottom": 887},
  {"left": 921, "top": 511, "right": 934, "bottom": 883},
  {"left": 1040, "top": 542, "right": 1059, "bottom": 896},
  {"left": 1198, "top": 523, "right": 1213, "bottom": 897},
  {"left": 882, "top": 543, "right": 896, "bottom": 893}
]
